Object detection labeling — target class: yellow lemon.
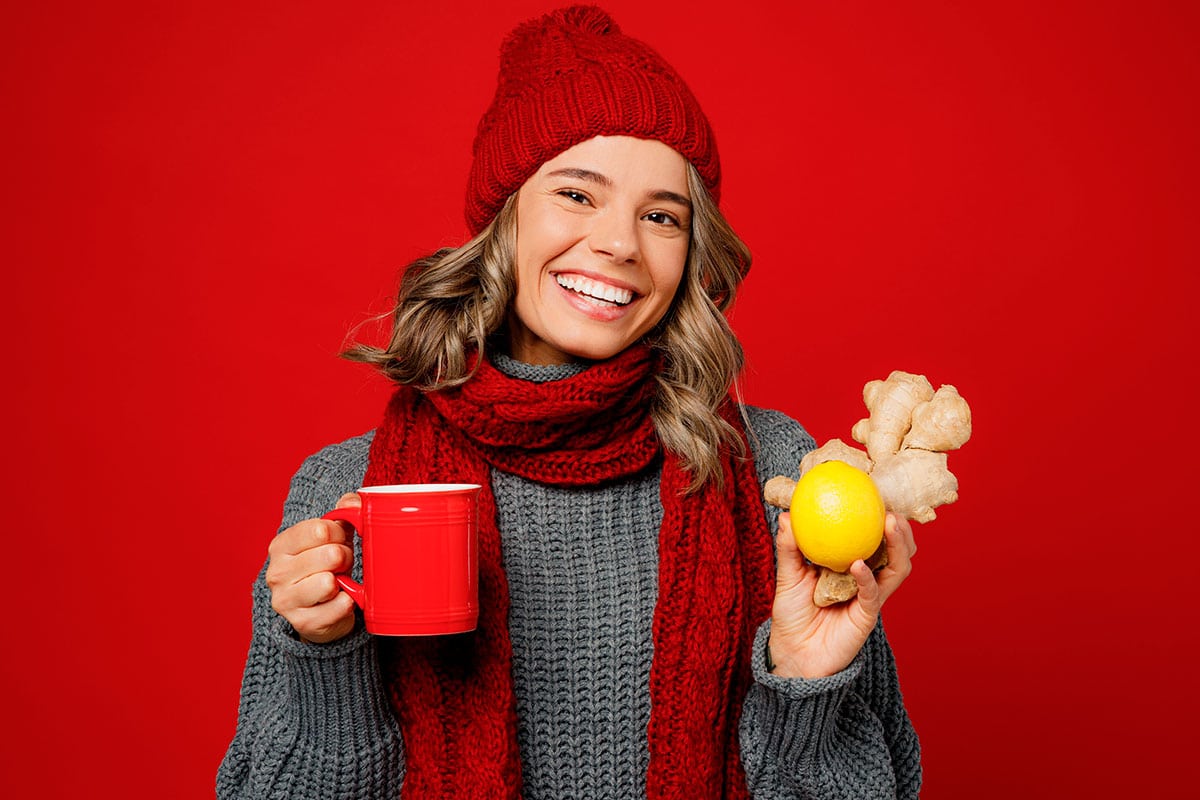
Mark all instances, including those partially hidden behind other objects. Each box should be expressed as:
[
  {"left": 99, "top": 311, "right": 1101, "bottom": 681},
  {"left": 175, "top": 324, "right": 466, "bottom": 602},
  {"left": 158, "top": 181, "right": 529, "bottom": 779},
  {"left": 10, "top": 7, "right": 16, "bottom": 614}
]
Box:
[{"left": 790, "top": 460, "right": 886, "bottom": 572}]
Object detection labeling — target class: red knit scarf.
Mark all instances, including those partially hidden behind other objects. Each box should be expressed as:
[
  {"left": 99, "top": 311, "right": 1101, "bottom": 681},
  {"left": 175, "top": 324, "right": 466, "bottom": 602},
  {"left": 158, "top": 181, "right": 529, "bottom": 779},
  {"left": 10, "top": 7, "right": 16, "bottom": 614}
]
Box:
[{"left": 363, "top": 345, "right": 776, "bottom": 799}]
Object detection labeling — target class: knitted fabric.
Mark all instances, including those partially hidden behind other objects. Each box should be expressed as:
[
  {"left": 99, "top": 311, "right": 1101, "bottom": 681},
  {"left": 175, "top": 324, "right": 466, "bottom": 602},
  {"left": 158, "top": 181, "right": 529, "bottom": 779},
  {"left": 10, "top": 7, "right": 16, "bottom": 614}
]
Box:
[
  {"left": 362, "top": 345, "right": 775, "bottom": 798},
  {"left": 216, "top": 406, "right": 925, "bottom": 798},
  {"left": 465, "top": 5, "right": 720, "bottom": 233}
]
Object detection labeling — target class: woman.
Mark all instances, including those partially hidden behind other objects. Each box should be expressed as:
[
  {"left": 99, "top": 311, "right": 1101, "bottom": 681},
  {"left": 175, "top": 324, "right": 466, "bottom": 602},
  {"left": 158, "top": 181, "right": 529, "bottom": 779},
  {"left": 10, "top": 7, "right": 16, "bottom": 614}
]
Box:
[{"left": 218, "top": 6, "right": 921, "bottom": 799}]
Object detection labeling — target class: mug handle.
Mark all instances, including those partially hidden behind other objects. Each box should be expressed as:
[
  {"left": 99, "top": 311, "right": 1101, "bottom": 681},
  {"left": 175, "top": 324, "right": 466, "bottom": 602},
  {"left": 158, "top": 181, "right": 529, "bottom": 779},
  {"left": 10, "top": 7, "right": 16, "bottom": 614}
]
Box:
[{"left": 322, "top": 507, "right": 365, "bottom": 609}]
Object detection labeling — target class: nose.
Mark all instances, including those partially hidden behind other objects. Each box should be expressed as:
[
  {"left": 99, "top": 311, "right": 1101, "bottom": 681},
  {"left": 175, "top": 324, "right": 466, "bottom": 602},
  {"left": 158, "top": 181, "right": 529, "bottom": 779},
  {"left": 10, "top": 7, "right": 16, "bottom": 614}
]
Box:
[{"left": 588, "top": 208, "right": 640, "bottom": 265}]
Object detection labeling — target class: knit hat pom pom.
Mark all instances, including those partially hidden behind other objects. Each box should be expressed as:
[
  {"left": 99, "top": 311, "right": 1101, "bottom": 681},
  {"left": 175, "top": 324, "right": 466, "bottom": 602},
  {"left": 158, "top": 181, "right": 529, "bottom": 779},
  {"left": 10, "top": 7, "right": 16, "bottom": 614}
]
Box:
[
  {"left": 555, "top": 5, "right": 618, "bottom": 35},
  {"left": 500, "top": 4, "right": 618, "bottom": 75}
]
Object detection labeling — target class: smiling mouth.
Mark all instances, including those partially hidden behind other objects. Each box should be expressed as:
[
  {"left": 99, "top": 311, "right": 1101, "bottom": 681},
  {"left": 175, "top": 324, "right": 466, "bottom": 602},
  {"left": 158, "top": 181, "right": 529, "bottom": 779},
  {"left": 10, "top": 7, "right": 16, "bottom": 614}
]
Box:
[{"left": 555, "top": 274, "right": 635, "bottom": 306}]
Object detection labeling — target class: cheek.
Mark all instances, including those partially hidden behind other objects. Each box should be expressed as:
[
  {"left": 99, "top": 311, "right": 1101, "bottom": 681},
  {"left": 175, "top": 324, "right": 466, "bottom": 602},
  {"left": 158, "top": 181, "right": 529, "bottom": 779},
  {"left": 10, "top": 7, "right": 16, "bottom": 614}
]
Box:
[
  {"left": 516, "top": 221, "right": 575, "bottom": 295},
  {"left": 650, "top": 242, "right": 689, "bottom": 297}
]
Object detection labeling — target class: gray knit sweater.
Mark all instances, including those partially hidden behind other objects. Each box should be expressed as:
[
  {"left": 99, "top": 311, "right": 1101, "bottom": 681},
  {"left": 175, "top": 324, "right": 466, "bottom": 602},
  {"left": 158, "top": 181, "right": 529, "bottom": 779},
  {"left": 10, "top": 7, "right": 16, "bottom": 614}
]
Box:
[{"left": 217, "top": 359, "right": 921, "bottom": 799}]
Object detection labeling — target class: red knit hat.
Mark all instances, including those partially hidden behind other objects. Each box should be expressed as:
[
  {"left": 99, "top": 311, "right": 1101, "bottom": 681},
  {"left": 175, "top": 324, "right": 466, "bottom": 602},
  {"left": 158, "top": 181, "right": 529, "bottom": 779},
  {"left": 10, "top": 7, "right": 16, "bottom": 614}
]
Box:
[{"left": 465, "top": 5, "right": 721, "bottom": 234}]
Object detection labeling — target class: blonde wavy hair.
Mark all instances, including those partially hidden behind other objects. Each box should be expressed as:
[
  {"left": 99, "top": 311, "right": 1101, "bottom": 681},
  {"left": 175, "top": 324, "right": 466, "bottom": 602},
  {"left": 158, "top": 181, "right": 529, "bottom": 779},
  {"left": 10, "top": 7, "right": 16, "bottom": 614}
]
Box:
[{"left": 344, "top": 164, "right": 752, "bottom": 491}]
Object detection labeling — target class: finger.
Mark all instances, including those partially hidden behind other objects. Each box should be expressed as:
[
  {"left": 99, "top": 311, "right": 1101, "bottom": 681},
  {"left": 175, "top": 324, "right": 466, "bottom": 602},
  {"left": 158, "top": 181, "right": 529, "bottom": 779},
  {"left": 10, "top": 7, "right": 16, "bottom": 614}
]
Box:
[
  {"left": 849, "top": 558, "right": 883, "bottom": 623},
  {"left": 271, "top": 560, "right": 358, "bottom": 618},
  {"left": 266, "top": 539, "right": 354, "bottom": 600},
  {"left": 288, "top": 570, "right": 345, "bottom": 610},
  {"left": 270, "top": 518, "right": 351, "bottom": 560},
  {"left": 874, "top": 514, "right": 914, "bottom": 603},
  {"left": 882, "top": 513, "right": 916, "bottom": 569},
  {"left": 890, "top": 513, "right": 916, "bottom": 559},
  {"left": 324, "top": 493, "right": 362, "bottom": 539},
  {"left": 289, "top": 592, "right": 357, "bottom": 643},
  {"left": 334, "top": 492, "right": 362, "bottom": 509},
  {"left": 774, "top": 513, "right": 814, "bottom": 591},
  {"left": 287, "top": 542, "right": 354, "bottom": 583}
]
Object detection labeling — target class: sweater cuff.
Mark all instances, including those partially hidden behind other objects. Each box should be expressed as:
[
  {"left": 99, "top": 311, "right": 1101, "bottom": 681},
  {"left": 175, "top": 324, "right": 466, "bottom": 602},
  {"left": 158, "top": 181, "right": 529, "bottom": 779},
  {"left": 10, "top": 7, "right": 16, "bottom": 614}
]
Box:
[
  {"left": 745, "top": 619, "right": 863, "bottom": 760},
  {"left": 269, "top": 615, "right": 398, "bottom": 750}
]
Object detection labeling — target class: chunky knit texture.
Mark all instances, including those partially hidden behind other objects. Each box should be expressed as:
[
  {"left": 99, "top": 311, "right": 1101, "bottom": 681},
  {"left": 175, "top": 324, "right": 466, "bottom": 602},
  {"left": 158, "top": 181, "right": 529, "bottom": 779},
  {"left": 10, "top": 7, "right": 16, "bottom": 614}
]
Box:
[
  {"left": 465, "top": 5, "right": 720, "bottom": 233},
  {"left": 365, "top": 345, "right": 774, "bottom": 798},
  {"left": 217, "top": 359, "right": 923, "bottom": 799}
]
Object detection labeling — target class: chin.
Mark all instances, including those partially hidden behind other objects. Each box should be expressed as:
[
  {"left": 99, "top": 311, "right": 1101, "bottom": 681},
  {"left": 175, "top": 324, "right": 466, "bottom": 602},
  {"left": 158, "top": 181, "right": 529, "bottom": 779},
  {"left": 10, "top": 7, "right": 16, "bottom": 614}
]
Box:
[
  {"left": 565, "top": 344, "right": 623, "bottom": 362},
  {"left": 557, "top": 335, "right": 633, "bottom": 363}
]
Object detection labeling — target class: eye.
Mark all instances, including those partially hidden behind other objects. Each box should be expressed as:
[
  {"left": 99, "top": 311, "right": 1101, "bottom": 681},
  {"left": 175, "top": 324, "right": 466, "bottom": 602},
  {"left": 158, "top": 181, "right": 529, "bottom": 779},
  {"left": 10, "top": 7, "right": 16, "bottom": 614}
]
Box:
[
  {"left": 557, "top": 189, "right": 591, "bottom": 205},
  {"left": 643, "top": 210, "right": 680, "bottom": 227}
]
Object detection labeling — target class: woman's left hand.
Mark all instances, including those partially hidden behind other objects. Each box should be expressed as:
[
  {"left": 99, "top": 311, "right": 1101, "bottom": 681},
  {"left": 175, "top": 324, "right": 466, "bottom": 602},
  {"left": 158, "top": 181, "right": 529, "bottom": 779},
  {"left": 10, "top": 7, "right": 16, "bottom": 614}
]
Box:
[{"left": 767, "top": 512, "right": 916, "bottom": 679}]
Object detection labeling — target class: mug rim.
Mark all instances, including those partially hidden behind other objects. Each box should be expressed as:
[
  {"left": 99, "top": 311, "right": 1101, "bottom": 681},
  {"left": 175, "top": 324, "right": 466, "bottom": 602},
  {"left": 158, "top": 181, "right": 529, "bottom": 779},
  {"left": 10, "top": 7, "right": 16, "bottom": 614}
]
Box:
[{"left": 356, "top": 483, "right": 482, "bottom": 494}]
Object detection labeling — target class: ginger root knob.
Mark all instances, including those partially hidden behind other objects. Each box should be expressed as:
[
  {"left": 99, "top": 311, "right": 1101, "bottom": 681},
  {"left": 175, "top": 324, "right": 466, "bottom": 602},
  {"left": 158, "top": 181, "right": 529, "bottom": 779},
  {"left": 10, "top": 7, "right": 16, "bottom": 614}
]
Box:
[
  {"left": 764, "top": 476, "right": 797, "bottom": 510},
  {"left": 798, "top": 438, "right": 873, "bottom": 477},
  {"left": 851, "top": 371, "right": 935, "bottom": 463},
  {"left": 902, "top": 384, "right": 972, "bottom": 452},
  {"left": 814, "top": 538, "right": 889, "bottom": 607},
  {"left": 870, "top": 449, "right": 959, "bottom": 524}
]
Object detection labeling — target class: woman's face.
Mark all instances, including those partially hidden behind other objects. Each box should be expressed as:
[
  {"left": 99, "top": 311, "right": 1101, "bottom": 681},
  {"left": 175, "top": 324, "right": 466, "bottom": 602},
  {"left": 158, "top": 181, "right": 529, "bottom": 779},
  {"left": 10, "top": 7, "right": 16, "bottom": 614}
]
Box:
[{"left": 509, "top": 135, "right": 692, "bottom": 365}]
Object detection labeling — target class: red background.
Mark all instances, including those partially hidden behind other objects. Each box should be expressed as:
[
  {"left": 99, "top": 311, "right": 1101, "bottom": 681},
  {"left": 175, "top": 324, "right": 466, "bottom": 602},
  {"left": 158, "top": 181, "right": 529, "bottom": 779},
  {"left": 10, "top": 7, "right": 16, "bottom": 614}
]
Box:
[{"left": 4, "top": 1, "right": 1197, "bottom": 796}]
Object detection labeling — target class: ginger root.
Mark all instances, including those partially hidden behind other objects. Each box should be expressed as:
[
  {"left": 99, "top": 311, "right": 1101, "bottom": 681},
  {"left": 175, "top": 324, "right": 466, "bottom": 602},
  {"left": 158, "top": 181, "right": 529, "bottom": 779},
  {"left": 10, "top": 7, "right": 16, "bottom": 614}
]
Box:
[
  {"left": 813, "top": 538, "right": 889, "bottom": 607},
  {"left": 871, "top": 449, "right": 958, "bottom": 524},
  {"left": 765, "top": 370, "right": 971, "bottom": 606},
  {"left": 903, "top": 385, "right": 972, "bottom": 452},
  {"left": 799, "top": 438, "right": 873, "bottom": 477},
  {"left": 763, "top": 475, "right": 798, "bottom": 510},
  {"left": 850, "top": 371, "right": 934, "bottom": 463}
]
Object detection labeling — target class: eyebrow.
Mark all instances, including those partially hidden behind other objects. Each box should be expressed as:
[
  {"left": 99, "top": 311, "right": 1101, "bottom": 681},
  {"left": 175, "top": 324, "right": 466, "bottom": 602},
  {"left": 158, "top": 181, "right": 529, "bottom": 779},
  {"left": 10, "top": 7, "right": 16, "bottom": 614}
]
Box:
[{"left": 545, "top": 167, "right": 692, "bottom": 209}]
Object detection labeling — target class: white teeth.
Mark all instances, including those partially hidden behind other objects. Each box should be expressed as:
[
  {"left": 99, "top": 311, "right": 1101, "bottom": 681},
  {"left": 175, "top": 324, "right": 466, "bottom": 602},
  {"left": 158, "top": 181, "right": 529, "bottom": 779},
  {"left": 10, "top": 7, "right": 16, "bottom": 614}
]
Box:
[{"left": 555, "top": 274, "right": 634, "bottom": 305}]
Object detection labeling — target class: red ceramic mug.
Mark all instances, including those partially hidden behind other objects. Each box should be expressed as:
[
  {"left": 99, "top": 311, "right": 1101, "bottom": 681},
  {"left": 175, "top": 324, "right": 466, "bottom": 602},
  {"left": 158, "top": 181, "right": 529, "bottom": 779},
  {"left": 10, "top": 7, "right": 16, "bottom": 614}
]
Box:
[{"left": 323, "top": 484, "right": 482, "bottom": 636}]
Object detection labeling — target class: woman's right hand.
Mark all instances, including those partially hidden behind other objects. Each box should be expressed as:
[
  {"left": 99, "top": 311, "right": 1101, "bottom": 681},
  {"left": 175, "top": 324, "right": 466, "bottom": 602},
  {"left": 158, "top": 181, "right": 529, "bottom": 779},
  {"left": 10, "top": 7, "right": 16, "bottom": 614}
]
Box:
[{"left": 266, "top": 492, "right": 360, "bottom": 644}]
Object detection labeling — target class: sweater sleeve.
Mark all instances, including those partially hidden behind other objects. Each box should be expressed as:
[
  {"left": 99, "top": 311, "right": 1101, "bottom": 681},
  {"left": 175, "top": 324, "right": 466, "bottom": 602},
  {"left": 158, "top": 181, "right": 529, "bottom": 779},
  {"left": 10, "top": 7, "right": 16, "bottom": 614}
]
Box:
[
  {"left": 216, "top": 432, "right": 406, "bottom": 800},
  {"left": 739, "top": 407, "right": 922, "bottom": 799}
]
